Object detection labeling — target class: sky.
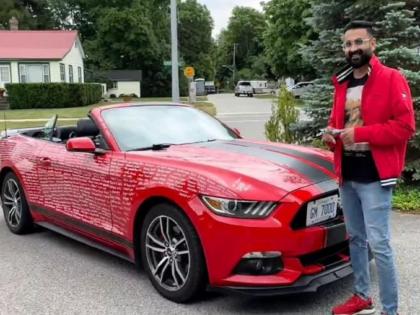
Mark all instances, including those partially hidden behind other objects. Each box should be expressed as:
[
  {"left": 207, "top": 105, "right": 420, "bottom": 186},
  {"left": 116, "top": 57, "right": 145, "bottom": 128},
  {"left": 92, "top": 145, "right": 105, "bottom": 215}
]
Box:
[{"left": 197, "top": 0, "right": 264, "bottom": 37}]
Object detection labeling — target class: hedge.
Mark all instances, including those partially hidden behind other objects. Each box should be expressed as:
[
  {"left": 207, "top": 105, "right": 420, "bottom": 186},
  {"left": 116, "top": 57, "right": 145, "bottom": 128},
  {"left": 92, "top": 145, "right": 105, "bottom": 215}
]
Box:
[{"left": 5, "top": 83, "right": 103, "bottom": 109}]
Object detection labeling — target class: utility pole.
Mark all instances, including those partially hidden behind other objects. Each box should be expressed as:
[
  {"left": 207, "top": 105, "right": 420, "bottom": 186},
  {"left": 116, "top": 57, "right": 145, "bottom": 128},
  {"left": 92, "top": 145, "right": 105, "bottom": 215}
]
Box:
[
  {"left": 170, "top": 0, "right": 180, "bottom": 102},
  {"left": 232, "top": 43, "right": 238, "bottom": 89}
]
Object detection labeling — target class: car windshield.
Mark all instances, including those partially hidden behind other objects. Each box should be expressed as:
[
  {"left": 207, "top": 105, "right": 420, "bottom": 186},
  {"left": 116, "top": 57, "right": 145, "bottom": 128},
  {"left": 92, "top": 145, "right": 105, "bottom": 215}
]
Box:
[
  {"left": 101, "top": 105, "right": 238, "bottom": 151},
  {"left": 239, "top": 82, "right": 251, "bottom": 86},
  {"left": 43, "top": 114, "right": 58, "bottom": 140}
]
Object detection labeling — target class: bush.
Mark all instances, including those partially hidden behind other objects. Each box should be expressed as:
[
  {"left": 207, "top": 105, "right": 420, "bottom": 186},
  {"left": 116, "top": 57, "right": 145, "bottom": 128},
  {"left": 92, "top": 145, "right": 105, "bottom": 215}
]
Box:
[
  {"left": 393, "top": 185, "right": 420, "bottom": 212},
  {"left": 265, "top": 85, "right": 299, "bottom": 143},
  {"left": 5, "top": 83, "right": 102, "bottom": 109}
]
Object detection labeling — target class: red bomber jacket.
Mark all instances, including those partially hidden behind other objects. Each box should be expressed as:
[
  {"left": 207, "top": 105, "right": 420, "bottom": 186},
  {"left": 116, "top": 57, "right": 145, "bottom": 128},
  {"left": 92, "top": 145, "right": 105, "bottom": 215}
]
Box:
[{"left": 328, "top": 55, "right": 416, "bottom": 187}]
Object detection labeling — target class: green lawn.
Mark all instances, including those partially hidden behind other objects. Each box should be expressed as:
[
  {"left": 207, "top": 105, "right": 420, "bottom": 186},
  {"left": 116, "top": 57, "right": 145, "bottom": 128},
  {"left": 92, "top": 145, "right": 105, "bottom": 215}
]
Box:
[
  {"left": 254, "top": 94, "right": 277, "bottom": 99},
  {"left": 0, "top": 97, "right": 215, "bottom": 130}
]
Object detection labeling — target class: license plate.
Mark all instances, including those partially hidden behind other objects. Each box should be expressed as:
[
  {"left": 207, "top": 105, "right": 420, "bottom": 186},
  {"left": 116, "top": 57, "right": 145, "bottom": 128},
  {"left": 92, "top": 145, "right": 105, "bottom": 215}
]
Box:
[{"left": 306, "top": 195, "right": 338, "bottom": 226}]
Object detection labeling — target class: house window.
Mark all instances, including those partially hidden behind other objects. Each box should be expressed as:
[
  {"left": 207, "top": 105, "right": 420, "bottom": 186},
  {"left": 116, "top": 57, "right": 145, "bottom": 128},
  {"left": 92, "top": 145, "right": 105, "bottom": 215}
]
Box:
[
  {"left": 43, "top": 64, "right": 50, "bottom": 82},
  {"left": 69, "top": 65, "right": 74, "bottom": 83},
  {"left": 19, "top": 64, "right": 50, "bottom": 83},
  {"left": 78, "top": 66, "right": 82, "bottom": 83},
  {"left": 112, "top": 81, "right": 118, "bottom": 89},
  {"left": 60, "top": 63, "right": 66, "bottom": 82},
  {"left": 0, "top": 65, "right": 11, "bottom": 83}
]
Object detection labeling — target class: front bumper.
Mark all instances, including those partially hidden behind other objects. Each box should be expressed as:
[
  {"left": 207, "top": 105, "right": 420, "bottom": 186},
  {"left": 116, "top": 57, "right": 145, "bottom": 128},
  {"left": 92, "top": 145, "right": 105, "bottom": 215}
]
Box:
[{"left": 212, "top": 262, "right": 352, "bottom": 296}]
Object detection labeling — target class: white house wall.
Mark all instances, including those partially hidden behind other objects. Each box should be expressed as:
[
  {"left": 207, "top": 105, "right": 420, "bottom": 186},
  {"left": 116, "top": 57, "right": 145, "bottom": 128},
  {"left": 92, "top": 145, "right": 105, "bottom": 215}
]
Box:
[
  {"left": 50, "top": 61, "right": 62, "bottom": 82},
  {"left": 10, "top": 61, "right": 18, "bottom": 84},
  {"left": 61, "top": 40, "right": 84, "bottom": 83},
  {"left": 107, "top": 81, "right": 141, "bottom": 98}
]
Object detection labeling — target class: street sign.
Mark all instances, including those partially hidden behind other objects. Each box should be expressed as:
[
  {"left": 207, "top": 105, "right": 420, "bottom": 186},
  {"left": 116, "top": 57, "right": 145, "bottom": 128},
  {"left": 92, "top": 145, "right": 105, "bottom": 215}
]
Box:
[
  {"left": 164, "top": 60, "right": 185, "bottom": 67},
  {"left": 184, "top": 67, "right": 195, "bottom": 78}
]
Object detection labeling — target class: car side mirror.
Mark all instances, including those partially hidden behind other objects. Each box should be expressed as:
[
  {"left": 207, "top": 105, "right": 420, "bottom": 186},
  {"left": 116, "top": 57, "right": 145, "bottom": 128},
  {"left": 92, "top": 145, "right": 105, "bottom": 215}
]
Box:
[{"left": 66, "top": 137, "right": 96, "bottom": 153}]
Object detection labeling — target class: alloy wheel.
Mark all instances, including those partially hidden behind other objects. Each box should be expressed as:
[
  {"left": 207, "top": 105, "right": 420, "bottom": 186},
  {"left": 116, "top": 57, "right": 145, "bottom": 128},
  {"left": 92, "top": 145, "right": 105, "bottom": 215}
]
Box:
[
  {"left": 145, "top": 215, "right": 191, "bottom": 291},
  {"left": 2, "top": 178, "right": 22, "bottom": 228}
]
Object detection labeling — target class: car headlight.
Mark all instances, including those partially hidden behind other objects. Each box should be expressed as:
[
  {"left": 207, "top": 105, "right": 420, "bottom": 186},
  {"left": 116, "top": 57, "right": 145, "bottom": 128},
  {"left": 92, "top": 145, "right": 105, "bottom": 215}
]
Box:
[{"left": 200, "top": 196, "right": 277, "bottom": 218}]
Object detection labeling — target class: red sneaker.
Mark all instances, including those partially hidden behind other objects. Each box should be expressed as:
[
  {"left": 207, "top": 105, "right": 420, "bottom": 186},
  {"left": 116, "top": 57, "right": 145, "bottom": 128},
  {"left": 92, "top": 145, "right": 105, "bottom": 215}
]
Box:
[{"left": 332, "top": 294, "right": 376, "bottom": 315}]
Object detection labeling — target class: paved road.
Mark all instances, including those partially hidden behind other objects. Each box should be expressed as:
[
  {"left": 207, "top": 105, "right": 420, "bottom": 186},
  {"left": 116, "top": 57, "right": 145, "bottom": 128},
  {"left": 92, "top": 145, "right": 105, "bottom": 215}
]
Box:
[
  {"left": 1, "top": 211, "right": 419, "bottom": 315},
  {"left": 1, "top": 94, "right": 420, "bottom": 314},
  {"left": 210, "top": 93, "right": 273, "bottom": 141}
]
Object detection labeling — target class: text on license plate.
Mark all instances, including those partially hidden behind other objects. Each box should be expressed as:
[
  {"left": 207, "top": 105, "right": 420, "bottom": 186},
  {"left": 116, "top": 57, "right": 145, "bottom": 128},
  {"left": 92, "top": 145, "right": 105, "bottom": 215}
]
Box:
[{"left": 306, "top": 195, "right": 338, "bottom": 226}]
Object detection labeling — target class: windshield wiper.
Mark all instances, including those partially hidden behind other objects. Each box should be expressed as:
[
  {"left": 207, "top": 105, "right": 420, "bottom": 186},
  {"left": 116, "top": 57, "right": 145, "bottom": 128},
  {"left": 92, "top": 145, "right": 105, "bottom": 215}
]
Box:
[{"left": 127, "top": 143, "right": 173, "bottom": 151}]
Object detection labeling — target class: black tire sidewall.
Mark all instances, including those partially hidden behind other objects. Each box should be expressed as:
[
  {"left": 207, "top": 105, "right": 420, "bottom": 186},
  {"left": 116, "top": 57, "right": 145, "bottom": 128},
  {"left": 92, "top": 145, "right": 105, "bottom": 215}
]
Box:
[
  {"left": 1, "top": 172, "right": 33, "bottom": 234},
  {"left": 140, "top": 203, "right": 206, "bottom": 303}
]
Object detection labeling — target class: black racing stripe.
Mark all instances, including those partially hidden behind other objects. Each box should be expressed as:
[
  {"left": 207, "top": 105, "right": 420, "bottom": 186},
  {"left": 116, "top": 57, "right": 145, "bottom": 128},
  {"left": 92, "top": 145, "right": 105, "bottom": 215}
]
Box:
[
  {"left": 200, "top": 141, "right": 331, "bottom": 184},
  {"left": 238, "top": 140, "right": 334, "bottom": 173},
  {"left": 31, "top": 204, "right": 133, "bottom": 248},
  {"left": 316, "top": 179, "right": 339, "bottom": 193}
]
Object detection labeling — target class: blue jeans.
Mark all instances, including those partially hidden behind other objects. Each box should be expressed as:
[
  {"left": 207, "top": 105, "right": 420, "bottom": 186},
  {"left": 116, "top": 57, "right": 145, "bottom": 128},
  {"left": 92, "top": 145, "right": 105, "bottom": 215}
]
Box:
[{"left": 340, "top": 181, "right": 398, "bottom": 315}]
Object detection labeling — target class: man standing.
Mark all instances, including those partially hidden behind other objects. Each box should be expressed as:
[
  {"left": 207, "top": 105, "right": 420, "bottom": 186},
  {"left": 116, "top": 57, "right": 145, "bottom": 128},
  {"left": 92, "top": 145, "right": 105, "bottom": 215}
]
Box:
[{"left": 323, "top": 21, "right": 415, "bottom": 315}]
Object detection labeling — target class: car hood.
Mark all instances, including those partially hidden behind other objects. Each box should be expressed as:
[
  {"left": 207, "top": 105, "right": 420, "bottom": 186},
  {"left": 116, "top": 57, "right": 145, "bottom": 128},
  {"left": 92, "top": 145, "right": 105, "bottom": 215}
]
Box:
[{"left": 129, "top": 139, "right": 337, "bottom": 199}]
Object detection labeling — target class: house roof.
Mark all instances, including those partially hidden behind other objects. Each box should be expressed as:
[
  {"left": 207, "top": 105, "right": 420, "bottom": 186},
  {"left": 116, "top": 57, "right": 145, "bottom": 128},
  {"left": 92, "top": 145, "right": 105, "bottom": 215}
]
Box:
[
  {"left": 106, "top": 70, "right": 142, "bottom": 82},
  {"left": 0, "top": 30, "right": 81, "bottom": 60}
]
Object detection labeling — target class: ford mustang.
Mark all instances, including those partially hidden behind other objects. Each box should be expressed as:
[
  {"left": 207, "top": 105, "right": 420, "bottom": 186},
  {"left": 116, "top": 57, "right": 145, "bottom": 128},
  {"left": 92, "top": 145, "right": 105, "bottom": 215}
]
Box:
[{"left": 0, "top": 103, "right": 350, "bottom": 302}]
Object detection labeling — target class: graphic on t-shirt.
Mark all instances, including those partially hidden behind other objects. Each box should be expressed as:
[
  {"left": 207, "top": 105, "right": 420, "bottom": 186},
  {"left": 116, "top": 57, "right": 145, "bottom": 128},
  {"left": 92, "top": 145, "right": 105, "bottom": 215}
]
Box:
[{"left": 344, "top": 85, "right": 369, "bottom": 151}]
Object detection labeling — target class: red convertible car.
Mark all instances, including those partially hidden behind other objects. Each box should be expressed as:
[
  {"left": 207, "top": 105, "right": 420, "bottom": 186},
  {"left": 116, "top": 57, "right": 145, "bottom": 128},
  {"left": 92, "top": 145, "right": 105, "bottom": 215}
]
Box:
[{"left": 0, "top": 103, "right": 350, "bottom": 302}]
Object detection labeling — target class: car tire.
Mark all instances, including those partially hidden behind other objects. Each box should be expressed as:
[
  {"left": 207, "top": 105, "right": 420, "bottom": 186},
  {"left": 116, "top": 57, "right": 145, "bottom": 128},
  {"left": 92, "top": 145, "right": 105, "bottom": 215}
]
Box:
[
  {"left": 235, "top": 93, "right": 239, "bottom": 97},
  {"left": 1, "top": 172, "right": 33, "bottom": 234},
  {"left": 249, "top": 93, "right": 253, "bottom": 97},
  {"left": 140, "top": 203, "right": 207, "bottom": 303}
]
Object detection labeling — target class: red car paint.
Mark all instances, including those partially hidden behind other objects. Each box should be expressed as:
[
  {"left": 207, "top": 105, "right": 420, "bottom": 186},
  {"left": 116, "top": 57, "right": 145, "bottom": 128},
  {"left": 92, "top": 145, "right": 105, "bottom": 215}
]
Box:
[{"left": 0, "top": 103, "right": 349, "bottom": 295}]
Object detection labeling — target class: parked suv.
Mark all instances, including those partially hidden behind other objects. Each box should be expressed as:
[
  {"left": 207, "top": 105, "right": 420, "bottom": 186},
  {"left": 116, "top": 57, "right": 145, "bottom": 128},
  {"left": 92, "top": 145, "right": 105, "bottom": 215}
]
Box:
[{"left": 235, "top": 81, "right": 253, "bottom": 97}]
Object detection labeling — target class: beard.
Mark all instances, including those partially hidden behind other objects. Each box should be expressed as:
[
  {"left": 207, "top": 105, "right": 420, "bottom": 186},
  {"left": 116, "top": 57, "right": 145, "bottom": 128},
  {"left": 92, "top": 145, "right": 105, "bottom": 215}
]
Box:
[{"left": 346, "top": 49, "right": 373, "bottom": 68}]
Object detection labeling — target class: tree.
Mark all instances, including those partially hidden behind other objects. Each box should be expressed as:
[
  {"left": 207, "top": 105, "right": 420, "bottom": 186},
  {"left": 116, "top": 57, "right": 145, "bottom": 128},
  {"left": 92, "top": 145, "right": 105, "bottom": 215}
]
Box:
[
  {"left": 297, "top": 0, "right": 420, "bottom": 181},
  {"left": 0, "top": 0, "right": 56, "bottom": 30},
  {"left": 263, "top": 0, "right": 316, "bottom": 79},
  {"left": 215, "top": 6, "right": 266, "bottom": 87},
  {"left": 179, "top": 0, "right": 215, "bottom": 79}
]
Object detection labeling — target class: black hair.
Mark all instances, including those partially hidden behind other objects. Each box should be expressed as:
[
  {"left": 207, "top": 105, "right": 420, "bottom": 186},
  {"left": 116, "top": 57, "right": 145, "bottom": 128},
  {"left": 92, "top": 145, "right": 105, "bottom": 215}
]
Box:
[{"left": 344, "top": 20, "right": 374, "bottom": 36}]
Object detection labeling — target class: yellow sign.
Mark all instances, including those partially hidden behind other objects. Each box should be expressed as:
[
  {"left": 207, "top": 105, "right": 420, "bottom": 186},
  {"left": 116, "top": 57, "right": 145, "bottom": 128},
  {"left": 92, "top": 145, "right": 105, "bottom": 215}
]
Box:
[{"left": 184, "top": 67, "right": 195, "bottom": 78}]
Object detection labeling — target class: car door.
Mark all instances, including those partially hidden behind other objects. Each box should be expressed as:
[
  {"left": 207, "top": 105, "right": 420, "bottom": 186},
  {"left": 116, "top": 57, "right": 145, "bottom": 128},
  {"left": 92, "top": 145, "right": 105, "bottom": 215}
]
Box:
[{"left": 37, "top": 140, "right": 113, "bottom": 233}]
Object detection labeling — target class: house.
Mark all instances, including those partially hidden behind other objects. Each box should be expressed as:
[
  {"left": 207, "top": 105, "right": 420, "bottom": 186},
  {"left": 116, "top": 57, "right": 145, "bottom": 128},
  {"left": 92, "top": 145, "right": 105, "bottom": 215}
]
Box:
[
  {"left": 0, "top": 17, "right": 85, "bottom": 89},
  {"left": 105, "top": 70, "right": 142, "bottom": 98}
]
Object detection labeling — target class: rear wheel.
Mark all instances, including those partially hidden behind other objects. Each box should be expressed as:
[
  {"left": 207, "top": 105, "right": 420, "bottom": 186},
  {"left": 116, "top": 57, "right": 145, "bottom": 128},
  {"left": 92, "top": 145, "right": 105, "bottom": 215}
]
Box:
[
  {"left": 1, "top": 172, "right": 33, "bottom": 234},
  {"left": 140, "top": 203, "right": 206, "bottom": 303}
]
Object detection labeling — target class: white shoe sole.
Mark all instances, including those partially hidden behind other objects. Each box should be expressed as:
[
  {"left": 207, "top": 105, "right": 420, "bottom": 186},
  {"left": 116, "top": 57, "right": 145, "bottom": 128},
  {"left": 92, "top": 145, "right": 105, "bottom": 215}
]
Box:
[{"left": 334, "top": 308, "right": 376, "bottom": 315}]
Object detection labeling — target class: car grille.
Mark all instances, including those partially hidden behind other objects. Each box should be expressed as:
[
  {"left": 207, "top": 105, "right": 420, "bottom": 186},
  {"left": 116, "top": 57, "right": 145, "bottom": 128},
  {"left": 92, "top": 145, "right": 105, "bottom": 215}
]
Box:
[
  {"left": 300, "top": 241, "right": 349, "bottom": 270},
  {"left": 291, "top": 189, "right": 344, "bottom": 230}
]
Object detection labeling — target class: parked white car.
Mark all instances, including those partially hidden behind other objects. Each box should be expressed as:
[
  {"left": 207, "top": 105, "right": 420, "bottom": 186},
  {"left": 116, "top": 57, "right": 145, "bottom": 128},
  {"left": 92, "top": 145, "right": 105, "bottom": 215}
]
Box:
[
  {"left": 287, "top": 81, "right": 314, "bottom": 98},
  {"left": 234, "top": 81, "right": 254, "bottom": 97}
]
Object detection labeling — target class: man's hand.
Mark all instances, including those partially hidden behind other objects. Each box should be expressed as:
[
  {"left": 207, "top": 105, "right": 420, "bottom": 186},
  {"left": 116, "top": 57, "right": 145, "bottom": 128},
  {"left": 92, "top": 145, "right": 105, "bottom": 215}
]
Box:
[
  {"left": 340, "top": 128, "right": 355, "bottom": 146},
  {"left": 322, "top": 133, "right": 336, "bottom": 145}
]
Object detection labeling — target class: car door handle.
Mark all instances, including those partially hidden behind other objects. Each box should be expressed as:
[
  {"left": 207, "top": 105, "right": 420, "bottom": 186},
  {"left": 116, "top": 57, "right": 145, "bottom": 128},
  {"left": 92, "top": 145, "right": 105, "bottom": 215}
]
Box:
[{"left": 39, "top": 157, "right": 51, "bottom": 167}]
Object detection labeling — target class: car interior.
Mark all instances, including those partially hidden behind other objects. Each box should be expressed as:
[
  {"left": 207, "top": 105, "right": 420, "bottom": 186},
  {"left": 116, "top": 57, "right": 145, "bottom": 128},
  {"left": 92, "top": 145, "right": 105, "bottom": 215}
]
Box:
[{"left": 21, "top": 116, "right": 108, "bottom": 149}]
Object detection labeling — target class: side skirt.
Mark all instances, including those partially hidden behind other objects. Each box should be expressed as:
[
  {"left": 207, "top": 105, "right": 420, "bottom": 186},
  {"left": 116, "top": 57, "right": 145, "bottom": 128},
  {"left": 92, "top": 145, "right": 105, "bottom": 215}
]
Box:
[{"left": 36, "top": 222, "right": 135, "bottom": 263}]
